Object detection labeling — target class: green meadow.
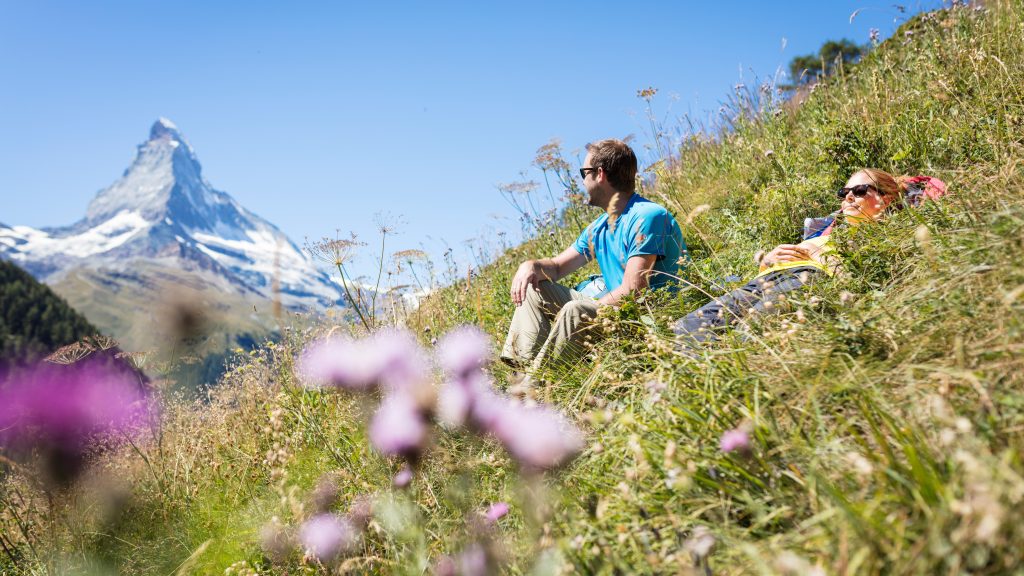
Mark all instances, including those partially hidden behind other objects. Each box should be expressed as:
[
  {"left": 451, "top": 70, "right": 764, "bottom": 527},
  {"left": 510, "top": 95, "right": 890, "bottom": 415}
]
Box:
[{"left": 3, "top": 2, "right": 1024, "bottom": 574}]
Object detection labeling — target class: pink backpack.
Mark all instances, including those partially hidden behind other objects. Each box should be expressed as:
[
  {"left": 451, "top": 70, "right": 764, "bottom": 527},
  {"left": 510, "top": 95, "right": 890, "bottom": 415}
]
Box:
[{"left": 903, "top": 175, "right": 948, "bottom": 207}]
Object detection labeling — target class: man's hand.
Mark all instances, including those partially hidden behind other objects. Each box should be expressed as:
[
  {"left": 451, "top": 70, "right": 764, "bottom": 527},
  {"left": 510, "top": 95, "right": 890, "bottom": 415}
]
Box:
[
  {"left": 762, "top": 244, "right": 812, "bottom": 267},
  {"left": 508, "top": 248, "right": 589, "bottom": 307},
  {"left": 510, "top": 260, "right": 542, "bottom": 306}
]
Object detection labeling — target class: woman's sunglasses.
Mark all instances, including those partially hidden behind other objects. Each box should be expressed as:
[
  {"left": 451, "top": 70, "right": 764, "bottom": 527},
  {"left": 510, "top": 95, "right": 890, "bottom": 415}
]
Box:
[{"left": 836, "top": 184, "right": 879, "bottom": 199}]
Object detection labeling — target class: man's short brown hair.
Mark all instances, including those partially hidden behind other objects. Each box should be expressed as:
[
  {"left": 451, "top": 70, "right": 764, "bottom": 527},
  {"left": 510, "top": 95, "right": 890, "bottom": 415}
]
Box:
[{"left": 586, "top": 139, "right": 638, "bottom": 194}]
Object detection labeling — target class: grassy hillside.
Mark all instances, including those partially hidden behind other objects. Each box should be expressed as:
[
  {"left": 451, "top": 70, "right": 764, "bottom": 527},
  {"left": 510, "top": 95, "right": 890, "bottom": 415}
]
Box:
[
  {"left": 3, "top": 2, "right": 1024, "bottom": 574},
  {"left": 50, "top": 261, "right": 284, "bottom": 391}
]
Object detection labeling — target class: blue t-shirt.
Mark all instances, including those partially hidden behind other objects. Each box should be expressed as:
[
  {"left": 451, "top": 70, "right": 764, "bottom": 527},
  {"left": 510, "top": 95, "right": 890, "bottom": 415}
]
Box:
[{"left": 573, "top": 194, "right": 686, "bottom": 293}]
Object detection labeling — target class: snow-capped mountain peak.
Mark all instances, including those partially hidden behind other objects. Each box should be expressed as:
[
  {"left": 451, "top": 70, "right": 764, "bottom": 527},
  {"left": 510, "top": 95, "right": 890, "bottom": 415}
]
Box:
[
  {"left": 85, "top": 118, "right": 209, "bottom": 225},
  {"left": 1, "top": 120, "right": 344, "bottom": 311},
  {"left": 149, "top": 117, "right": 187, "bottom": 144}
]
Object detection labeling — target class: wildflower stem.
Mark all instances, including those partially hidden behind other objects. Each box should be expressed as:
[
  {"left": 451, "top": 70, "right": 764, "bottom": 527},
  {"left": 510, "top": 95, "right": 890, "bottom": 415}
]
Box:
[
  {"left": 336, "top": 263, "right": 371, "bottom": 331},
  {"left": 370, "top": 230, "right": 387, "bottom": 324},
  {"left": 647, "top": 103, "right": 665, "bottom": 160},
  {"left": 408, "top": 262, "right": 426, "bottom": 294}
]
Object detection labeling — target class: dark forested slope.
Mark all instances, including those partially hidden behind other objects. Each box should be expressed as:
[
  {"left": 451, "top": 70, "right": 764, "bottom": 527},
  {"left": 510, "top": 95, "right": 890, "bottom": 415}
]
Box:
[{"left": 0, "top": 259, "right": 99, "bottom": 376}]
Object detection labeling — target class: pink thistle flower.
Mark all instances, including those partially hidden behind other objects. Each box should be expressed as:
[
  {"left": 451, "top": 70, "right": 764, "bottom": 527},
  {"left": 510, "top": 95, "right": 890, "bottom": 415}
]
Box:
[
  {"left": 299, "top": 513, "right": 357, "bottom": 562},
  {"left": 438, "top": 372, "right": 496, "bottom": 428},
  {"left": 298, "top": 329, "right": 428, "bottom": 393},
  {"left": 434, "top": 556, "right": 457, "bottom": 576},
  {"left": 436, "top": 325, "right": 491, "bottom": 379},
  {"left": 456, "top": 544, "right": 491, "bottom": 576},
  {"left": 370, "top": 328, "right": 430, "bottom": 393},
  {"left": 466, "top": 383, "right": 508, "bottom": 433},
  {"left": 483, "top": 502, "right": 509, "bottom": 524},
  {"left": 297, "top": 336, "right": 379, "bottom": 391},
  {"left": 437, "top": 379, "right": 473, "bottom": 427},
  {"left": 720, "top": 427, "right": 751, "bottom": 454},
  {"left": 369, "top": 393, "right": 429, "bottom": 461},
  {"left": 392, "top": 465, "right": 414, "bottom": 489},
  {"left": 489, "top": 403, "right": 584, "bottom": 471},
  {"left": 0, "top": 359, "right": 152, "bottom": 485}
]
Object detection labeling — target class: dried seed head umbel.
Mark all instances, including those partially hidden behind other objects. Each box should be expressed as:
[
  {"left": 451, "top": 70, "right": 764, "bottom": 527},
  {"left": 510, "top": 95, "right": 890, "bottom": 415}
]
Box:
[{"left": 305, "top": 232, "right": 364, "bottom": 267}]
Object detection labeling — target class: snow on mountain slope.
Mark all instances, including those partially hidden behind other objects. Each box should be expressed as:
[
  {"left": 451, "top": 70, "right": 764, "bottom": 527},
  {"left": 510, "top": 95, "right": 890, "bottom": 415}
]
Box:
[
  {"left": 0, "top": 210, "right": 148, "bottom": 258},
  {"left": 0, "top": 119, "right": 343, "bottom": 311}
]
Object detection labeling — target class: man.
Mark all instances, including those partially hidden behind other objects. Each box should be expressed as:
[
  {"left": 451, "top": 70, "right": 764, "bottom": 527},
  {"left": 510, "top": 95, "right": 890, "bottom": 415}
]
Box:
[{"left": 500, "top": 138, "right": 685, "bottom": 376}]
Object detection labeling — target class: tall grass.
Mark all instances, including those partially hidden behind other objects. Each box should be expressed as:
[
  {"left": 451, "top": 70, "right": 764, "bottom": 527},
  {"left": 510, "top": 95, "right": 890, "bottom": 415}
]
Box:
[{"left": 3, "top": 2, "right": 1024, "bottom": 574}]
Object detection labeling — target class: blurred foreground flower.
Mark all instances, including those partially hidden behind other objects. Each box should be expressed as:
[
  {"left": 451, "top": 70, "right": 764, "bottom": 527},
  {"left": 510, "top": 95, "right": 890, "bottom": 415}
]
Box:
[
  {"left": 719, "top": 427, "right": 752, "bottom": 454},
  {"left": 0, "top": 359, "right": 152, "bottom": 486},
  {"left": 490, "top": 402, "right": 584, "bottom": 471},
  {"left": 483, "top": 502, "right": 509, "bottom": 524},
  {"left": 435, "top": 325, "right": 585, "bottom": 471},
  {"left": 438, "top": 372, "right": 495, "bottom": 429},
  {"left": 298, "top": 336, "right": 380, "bottom": 391},
  {"left": 298, "top": 328, "right": 428, "bottom": 392},
  {"left": 392, "top": 465, "right": 414, "bottom": 489},
  {"left": 437, "top": 325, "right": 492, "bottom": 379},
  {"left": 370, "top": 393, "right": 429, "bottom": 462},
  {"left": 434, "top": 542, "right": 500, "bottom": 576},
  {"left": 684, "top": 525, "right": 715, "bottom": 574},
  {"left": 299, "top": 513, "right": 358, "bottom": 563}
]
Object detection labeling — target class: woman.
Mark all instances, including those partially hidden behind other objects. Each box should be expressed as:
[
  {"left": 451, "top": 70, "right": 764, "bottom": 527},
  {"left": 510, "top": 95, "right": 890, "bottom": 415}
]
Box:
[{"left": 673, "top": 168, "right": 913, "bottom": 345}]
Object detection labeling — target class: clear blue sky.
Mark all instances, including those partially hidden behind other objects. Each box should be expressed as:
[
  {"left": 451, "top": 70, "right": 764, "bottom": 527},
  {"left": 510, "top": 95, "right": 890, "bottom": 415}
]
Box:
[{"left": 0, "top": 1, "right": 935, "bottom": 279}]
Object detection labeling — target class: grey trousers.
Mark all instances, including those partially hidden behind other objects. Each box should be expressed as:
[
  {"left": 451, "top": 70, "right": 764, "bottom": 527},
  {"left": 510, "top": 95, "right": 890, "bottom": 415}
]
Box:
[
  {"left": 673, "top": 266, "right": 821, "bottom": 345},
  {"left": 500, "top": 280, "right": 601, "bottom": 374}
]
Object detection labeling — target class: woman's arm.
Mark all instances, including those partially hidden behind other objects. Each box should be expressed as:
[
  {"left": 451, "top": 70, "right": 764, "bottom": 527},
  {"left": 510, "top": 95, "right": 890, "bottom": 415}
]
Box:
[{"left": 758, "top": 244, "right": 813, "bottom": 271}]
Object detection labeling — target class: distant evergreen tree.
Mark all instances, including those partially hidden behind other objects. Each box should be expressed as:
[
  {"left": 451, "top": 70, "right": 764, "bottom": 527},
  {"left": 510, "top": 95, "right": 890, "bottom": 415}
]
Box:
[{"left": 0, "top": 260, "right": 100, "bottom": 377}]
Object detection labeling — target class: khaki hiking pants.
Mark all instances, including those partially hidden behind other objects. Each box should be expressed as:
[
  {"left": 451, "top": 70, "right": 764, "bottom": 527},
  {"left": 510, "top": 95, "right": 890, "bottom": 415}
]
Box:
[{"left": 500, "top": 280, "right": 602, "bottom": 375}]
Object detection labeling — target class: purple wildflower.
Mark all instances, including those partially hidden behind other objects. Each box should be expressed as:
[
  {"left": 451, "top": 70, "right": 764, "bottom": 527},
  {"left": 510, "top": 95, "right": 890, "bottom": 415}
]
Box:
[
  {"left": 456, "top": 544, "right": 491, "bottom": 576},
  {"left": 483, "top": 502, "right": 509, "bottom": 524},
  {"left": 370, "top": 328, "right": 430, "bottom": 393},
  {"left": 298, "top": 328, "right": 428, "bottom": 393},
  {"left": 438, "top": 371, "right": 496, "bottom": 428},
  {"left": 297, "top": 336, "right": 379, "bottom": 391},
  {"left": 392, "top": 465, "right": 414, "bottom": 489},
  {"left": 437, "top": 379, "right": 473, "bottom": 427},
  {"left": 299, "top": 513, "right": 357, "bottom": 562},
  {"left": 469, "top": 377, "right": 509, "bottom": 430},
  {"left": 369, "top": 393, "right": 429, "bottom": 461},
  {"left": 489, "top": 403, "right": 584, "bottom": 471},
  {"left": 720, "top": 427, "right": 751, "bottom": 454},
  {"left": 0, "top": 359, "right": 152, "bottom": 485},
  {"left": 433, "top": 556, "right": 458, "bottom": 576},
  {"left": 436, "top": 325, "right": 492, "bottom": 379}
]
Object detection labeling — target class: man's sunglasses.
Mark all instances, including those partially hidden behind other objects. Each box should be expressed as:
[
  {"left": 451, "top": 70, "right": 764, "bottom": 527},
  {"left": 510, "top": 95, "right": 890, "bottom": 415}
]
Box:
[
  {"left": 836, "top": 184, "right": 879, "bottom": 199},
  {"left": 579, "top": 167, "right": 600, "bottom": 180}
]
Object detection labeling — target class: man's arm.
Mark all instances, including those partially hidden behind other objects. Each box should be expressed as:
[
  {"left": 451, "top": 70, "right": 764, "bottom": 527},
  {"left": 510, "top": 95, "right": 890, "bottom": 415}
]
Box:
[
  {"left": 510, "top": 246, "right": 589, "bottom": 306},
  {"left": 597, "top": 254, "right": 657, "bottom": 306}
]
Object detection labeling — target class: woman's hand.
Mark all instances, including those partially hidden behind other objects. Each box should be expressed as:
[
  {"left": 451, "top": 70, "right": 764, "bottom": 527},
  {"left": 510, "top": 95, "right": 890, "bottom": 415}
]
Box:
[
  {"left": 510, "top": 261, "right": 541, "bottom": 306},
  {"left": 761, "top": 244, "right": 813, "bottom": 267}
]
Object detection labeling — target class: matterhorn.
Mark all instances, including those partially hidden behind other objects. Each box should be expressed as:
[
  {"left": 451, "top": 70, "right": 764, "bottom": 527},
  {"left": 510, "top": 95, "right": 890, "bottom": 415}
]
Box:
[{"left": 0, "top": 119, "right": 344, "bottom": 354}]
